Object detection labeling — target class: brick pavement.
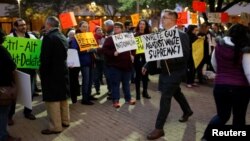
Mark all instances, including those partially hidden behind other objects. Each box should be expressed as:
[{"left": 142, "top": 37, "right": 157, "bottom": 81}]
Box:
[{"left": 8, "top": 75, "right": 250, "bottom": 141}]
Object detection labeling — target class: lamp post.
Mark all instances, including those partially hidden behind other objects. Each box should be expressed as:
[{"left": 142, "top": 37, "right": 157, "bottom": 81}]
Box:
[{"left": 17, "top": 0, "right": 21, "bottom": 18}]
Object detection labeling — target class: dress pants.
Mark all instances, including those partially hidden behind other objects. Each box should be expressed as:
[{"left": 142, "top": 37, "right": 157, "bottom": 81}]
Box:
[
  {"left": 155, "top": 79, "right": 192, "bottom": 129},
  {"left": 45, "top": 100, "right": 70, "bottom": 132}
]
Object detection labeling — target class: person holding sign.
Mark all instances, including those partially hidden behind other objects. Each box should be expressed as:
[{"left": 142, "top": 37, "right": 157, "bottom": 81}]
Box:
[
  {"left": 71, "top": 21, "right": 97, "bottom": 105},
  {"left": 143, "top": 9, "right": 193, "bottom": 140},
  {"left": 134, "top": 20, "right": 151, "bottom": 100},
  {"left": 8, "top": 18, "right": 37, "bottom": 123},
  {"left": 102, "top": 22, "right": 136, "bottom": 108},
  {"left": 40, "top": 16, "right": 70, "bottom": 135}
]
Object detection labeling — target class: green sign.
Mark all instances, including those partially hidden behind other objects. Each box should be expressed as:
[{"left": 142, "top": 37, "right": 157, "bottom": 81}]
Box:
[{"left": 3, "top": 37, "right": 42, "bottom": 69}]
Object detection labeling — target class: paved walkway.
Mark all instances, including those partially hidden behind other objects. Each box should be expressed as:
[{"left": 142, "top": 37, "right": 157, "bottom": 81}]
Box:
[{"left": 8, "top": 75, "right": 250, "bottom": 141}]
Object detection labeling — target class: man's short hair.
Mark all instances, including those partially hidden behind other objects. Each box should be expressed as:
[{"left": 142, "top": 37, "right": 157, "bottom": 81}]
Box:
[
  {"left": 114, "top": 22, "right": 123, "bottom": 29},
  {"left": 13, "top": 18, "right": 25, "bottom": 27},
  {"left": 161, "top": 9, "right": 178, "bottom": 20},
  {"left": 104, "top": 19, "right": 114, "bottom": 26},
  {"left": 46, "top": 16, "right": 60, "bottom": 28}
]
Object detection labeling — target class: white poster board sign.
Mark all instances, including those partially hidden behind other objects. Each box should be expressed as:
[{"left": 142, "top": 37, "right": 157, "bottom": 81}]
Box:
[
  {"left": 112, "top": 33, "right": 138, "bottom": 53},
  {"left": 67, "top": 49, "right": 80, "bottom": 67},
  {"left": 15, "top": 70, "right": 32, "bottom": 109},
  {"left": 141, "top": 29, "right": 183, "bottom": 62}
]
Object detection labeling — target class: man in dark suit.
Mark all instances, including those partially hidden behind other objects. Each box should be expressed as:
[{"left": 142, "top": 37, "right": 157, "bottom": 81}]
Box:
[
  {"left": 143, "top": 9, "right": 193, "bottom": 140},
  {"left": 40, "top": 16, "right": 70, "bottom": 135}
]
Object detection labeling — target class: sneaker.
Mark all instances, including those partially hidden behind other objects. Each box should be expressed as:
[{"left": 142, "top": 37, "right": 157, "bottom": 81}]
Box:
[
  {"left": 126, "top": 99, "right": 136, "bottom": 105},
  {"left": 112, "top": 102, "right": 120, "bottom": 108}
]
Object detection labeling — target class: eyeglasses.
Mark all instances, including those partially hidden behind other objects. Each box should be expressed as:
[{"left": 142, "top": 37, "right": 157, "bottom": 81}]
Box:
[
  {"left": 18, "top": 24, "right": 26, "bottom": 27},
  {"left": 162, "top": 16, "right": 173, "bottom": 20}
]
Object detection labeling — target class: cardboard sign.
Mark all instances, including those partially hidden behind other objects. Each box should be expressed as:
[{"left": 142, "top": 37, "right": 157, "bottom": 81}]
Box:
[
  {"left": 89, "top": 19, "right": 103, "bottom": 33},
  {"left": 192, "top": 37, "right": 204, "bottom": 68},
  {"left": 207, "top": 13, "right": 221, "bottom": 23},
  {"left": 135, "top": 36, "right": 144, "bottom": 54},
  {"left": 192, "top": 1, "right": 206, "bottom": 12},
  {"left": 177, "top": 12, "right": 188, "bottom": 25},
  {"left": 59, "top": 12, "right": 77, "bottom": 29},
  {"left": 67, "top": 49, "right": 80, "bottom": 67},
  {"left": 131, "top": 13, "right": 140, "bottom": 27},
  {"left": 3, "top": 37, "right": 42, "bottom": 69},
  {"left": 74, "top": 32, "right": 99, "bottom": 52},
  {"left": 112, "top": 33, "right": 138, "bottom": 53},
  {"left": 141, "top": 29, "right": 183, "bottom": 62},
  {"left": 15, "top": 70, "right": 32, "bottom": 110}
]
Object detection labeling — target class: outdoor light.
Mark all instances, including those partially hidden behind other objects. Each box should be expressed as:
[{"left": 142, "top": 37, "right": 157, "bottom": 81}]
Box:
[{"left": 17, "top": 0, "right": 21, "bottom": 18}]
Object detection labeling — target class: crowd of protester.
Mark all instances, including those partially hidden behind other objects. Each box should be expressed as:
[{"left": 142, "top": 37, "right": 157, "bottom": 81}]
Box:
[{"left": 0, "top": 8, "right": 249, "bottom": 141}]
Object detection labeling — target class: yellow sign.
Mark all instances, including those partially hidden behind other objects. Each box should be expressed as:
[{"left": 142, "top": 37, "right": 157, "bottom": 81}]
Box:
[
  {"left": 131, "top": 13, "right": 139, "bottom": 27},
  {"left": 191, "top": 12, "right": 198, "bottom": 24},
  {"left": 192, "top": 37, "right": 205, "bottom": 68},
  {"left": 74, "top": 32, "right": 98, "bottom": 52},
  {"left": 135, "top": 36, "right": 144, "bottom": 54}
]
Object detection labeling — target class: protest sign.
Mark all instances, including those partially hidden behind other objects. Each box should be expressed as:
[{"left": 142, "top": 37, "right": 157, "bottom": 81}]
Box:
[
  {"left": 192, "top": 1, "right": 206, "bottom": 12},
  {"left": 89, "top": 19, "right": 102, "bottom": 33},
  {"left": 135, "top": 36, "right": 144, "bottom": 54},
  {"left": 207, "top": 13, "right": 221, "bottom": 23},
  {"left": 59, "top": 12, "right": 77, "bottom": 29},
  {"left": 15, "top": 70, "right": 32, "bottom": 110},
  {"left": 67, "top": 49, "right": 80, "bottom": 67},
  {"left": 141, "top": 29, "right": 183, "bottom": 62},
  {"left": 112, "top": 33, "right": 138, "bottom": 53},
  {"left": 3, "top": 37, "right": 42, "bottom": 69},
  {"left": 74, "top": 32, "right": 99, "bottom": 52},
  {"left": 191, "top": 12, "right": 198, "bottom": 24},
  {"left": 131, "top": 13, "right": 139, "bottom": 27},
  {"left": 221, "top": 12, "right": 229, "bottom": 23},
  {"left": 192, "top": 37, "right": 204, "bottom": 68},
  {"left": 177, "top": 12, "right": 188, "bottom": 25}
]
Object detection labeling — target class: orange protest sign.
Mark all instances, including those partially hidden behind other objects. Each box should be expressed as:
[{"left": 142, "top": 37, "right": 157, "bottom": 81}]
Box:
[
  {"left": 192, "top": 1, "right": 206, "bottom": 12},
  {"left": 131, "top": 13, "right": 140, "bottom": 27},
  {"left": 177, "top": 12, "right": 188, "bottom": 25},
  {"left": 89, "top": 19, "right": 103, "bottom": 33},
  {"left": 191, "top": 12, "right": 198, "bottom": 24},
  {"left": 74, "top": 32, "right": 99, "bottom": 52},
  {"left": 221, "top": 13, "right": 229, "bottom": 23},
  {"left": 59, "top": 12, "right": 77, "bottom": 29}
]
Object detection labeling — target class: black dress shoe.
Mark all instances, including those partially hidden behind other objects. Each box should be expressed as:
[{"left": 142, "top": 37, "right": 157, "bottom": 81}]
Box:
[
  {"left": 81, "top": 101, "right": 94, "bottom": 105},
  {"left": 24, "top": 113, "right": 36, "bottom": 120},
  {"left": 89, "top": 96, "right": 98, "bottom": 100},
  {"left": 147, "top": 129, "right": 165, "bottom": 140},
  {"left": 179, "top": 111, "right": 193, "bottom": 122},
  {"left": 143, "top": 95, "right": 151, "bottom": 99},
  {"left": 41, "top": 129, "right": 61, "bottom": 135},
  {"left": 62, "top": 123, "right": 70, "bottom": 127}
]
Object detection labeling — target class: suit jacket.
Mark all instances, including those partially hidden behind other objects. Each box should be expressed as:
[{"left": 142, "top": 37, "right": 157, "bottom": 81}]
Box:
[{"left": 40, "top": 28, "right": 70, "bottom": 101}]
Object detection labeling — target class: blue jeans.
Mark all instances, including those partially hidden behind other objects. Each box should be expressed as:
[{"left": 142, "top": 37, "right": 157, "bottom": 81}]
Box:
[
  {"left": 202, "top": 84, "right": 250, "bottom": 139},
  {"left": 108, "top": 67, "right": 132, "bottom": 102},
  {"left": 0, "top": 105, "right": 10, "bottom": 141},
  {"left": 81, "top": 66, "right": 93, "bottom": 102}
]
